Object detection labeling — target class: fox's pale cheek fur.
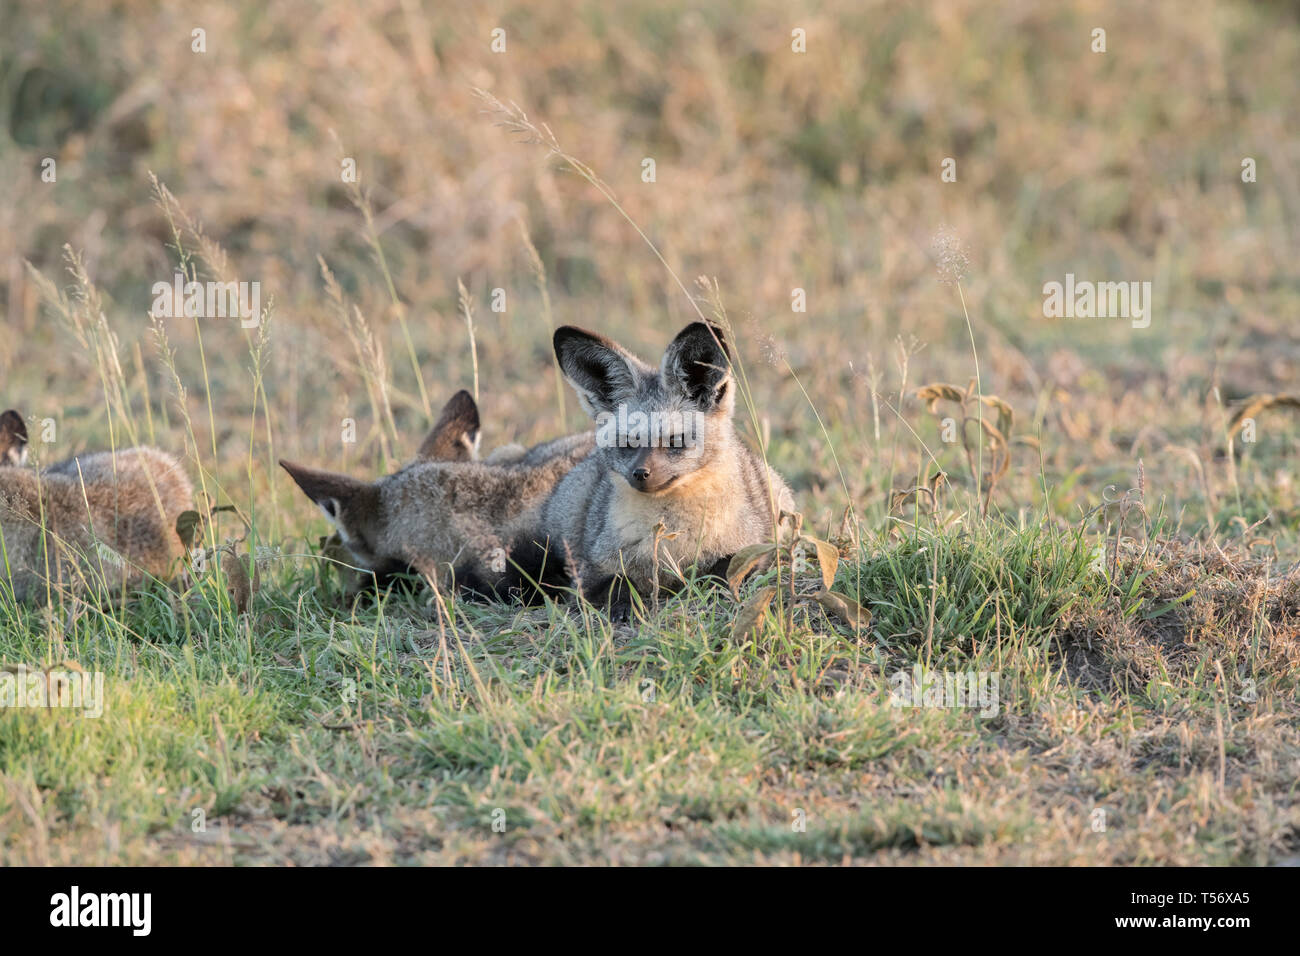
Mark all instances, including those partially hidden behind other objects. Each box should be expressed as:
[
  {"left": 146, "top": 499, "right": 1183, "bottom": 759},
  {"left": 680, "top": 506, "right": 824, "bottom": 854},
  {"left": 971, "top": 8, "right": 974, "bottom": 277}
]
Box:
[{"left": 320, "top": 505, "right": 380, "bottom": 568}]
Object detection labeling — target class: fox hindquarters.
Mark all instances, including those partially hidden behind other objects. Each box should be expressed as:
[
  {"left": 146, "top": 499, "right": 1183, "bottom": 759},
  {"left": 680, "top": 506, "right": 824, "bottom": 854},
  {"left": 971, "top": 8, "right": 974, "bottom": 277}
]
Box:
[
  {"left": 544, "top": 321, "right": 795, "bottom": 619},
  {"left": 0, "top": 446, "right": 193, "bottom": 602}
]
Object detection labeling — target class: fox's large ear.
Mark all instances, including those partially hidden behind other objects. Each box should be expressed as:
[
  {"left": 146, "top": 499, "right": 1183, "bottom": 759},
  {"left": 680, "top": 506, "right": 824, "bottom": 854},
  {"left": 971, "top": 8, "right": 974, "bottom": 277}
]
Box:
[
  {"left": 0, "top": 410, "right": 28, "bottom": 466},
  {"left": 279, "top": 460, "right": 368, "bottom": 524},
  {"left": 661, "top": 322, "right": 733, "bottom": 414},
  {"left": 553, "top": 326, "right": 641, "bottom": 417},
  {"left": 415, "top": 389, "right": 480, "bottom": 462}
]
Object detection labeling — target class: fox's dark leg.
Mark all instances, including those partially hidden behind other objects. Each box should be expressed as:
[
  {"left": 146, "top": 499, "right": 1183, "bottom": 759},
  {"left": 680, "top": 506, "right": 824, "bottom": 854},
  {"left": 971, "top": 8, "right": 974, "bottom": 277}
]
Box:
[
  {"left": 583, "top": 574, "right": 639, "bottom": 623},
  {"left": 702, "top": 555, "right": 733, "bottom": 584},
  {"left": 663, "top": 556, "right": 733, "bottom": 596},
  {"left": 451, "top": 538, "right": 576, "bottom": 607},
  {"left": 450, "top": 564, "right": 502, "bottom": 603},
  {"left": 344, "top": 561, "right": 424, "bottom": 607},
  {"left": 504, "top": 537, "right": 573, "bottom": 605},
  {"left": 585, "top": 561, "right": 733, "bottom": 620}
]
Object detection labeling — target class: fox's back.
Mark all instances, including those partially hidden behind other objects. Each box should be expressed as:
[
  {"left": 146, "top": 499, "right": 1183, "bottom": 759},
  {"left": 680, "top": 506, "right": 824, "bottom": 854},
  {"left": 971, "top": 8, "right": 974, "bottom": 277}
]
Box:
[{"left": 374, "top": 437, "right": 594, "bottom": 575}]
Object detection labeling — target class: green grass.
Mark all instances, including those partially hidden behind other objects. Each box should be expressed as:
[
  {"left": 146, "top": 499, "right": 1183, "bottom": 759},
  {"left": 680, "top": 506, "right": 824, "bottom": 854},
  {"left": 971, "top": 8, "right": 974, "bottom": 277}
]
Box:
[{"left": 2, "top": 510, "right": 1296, "bottom": 864}]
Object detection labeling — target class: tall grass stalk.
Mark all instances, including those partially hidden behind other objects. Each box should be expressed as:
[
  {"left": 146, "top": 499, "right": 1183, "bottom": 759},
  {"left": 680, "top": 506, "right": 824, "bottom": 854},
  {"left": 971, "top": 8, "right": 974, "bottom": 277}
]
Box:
[
  {"left": 457, "top": 278, "right": 480, "bottom": 404},
  {"left": 518, "top": 217, "right": 568, "bottom": 432},
  {"left": 331, "top": 129, "right": 432, "bottom": 420}
]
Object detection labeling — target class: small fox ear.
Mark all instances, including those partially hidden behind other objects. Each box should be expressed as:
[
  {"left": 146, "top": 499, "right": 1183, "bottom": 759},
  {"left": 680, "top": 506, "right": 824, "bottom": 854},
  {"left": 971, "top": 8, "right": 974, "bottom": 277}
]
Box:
[
  {"left": 415, "top": 389, "right": 480, "bottom": 462},
  {"left": 662, "top": 322, "right": 733, "bottom": 413},
  {"left": 279, "top": 459, "right": 367, "bottom": 522},
  {"left": 0, "top": 409, "right": 29, "bottom": 466},
  {"left": 554, "top": 326, "right": 640, "bottom": 417}
]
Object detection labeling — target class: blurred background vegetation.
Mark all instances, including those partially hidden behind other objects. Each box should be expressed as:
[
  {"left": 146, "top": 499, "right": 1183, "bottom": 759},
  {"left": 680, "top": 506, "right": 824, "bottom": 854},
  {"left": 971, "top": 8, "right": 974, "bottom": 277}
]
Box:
[{"left": 1, "top": 0, "right": 1297, "bottom": 554}]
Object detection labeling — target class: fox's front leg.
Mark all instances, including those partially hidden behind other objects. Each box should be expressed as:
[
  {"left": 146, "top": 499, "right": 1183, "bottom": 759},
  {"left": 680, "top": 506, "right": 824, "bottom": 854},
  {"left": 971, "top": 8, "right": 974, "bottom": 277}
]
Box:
[
  {"left": 582, "top": 573, "right": 642, "bottom": 623},
  {"left": 702, "top": 555, "right": 733, "bottom": 585},
  {"left": 586, "top": 556, "right": 739, "bottom": 620},
  {"left": 659, "top": 556, "right": 734, "bottom": 593}
]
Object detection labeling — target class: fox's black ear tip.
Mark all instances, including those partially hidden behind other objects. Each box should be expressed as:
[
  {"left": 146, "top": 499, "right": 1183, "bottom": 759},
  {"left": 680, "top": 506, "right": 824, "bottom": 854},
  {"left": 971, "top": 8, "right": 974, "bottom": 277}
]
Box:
[
  {"left": 432, "top": 389, "right": 480, "bottom": 436},
  {"left": 447, "top": 389, "right": 479, "bottom": 418},
  {"left": 553, "top": 325, "right": 592, "bottom": 344},
  {"left": 693, "top": 320, "right": 726, "bottom": 337},
  {"left": 673, "top": 321, "right": 729, "bottom": 352}
]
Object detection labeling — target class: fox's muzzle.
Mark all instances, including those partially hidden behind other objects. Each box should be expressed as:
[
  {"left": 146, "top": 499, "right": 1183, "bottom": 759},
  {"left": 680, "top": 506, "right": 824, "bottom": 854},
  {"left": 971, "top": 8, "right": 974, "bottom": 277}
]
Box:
[{"left": 626, "top": 447, "right": 679, "bottom": 493}]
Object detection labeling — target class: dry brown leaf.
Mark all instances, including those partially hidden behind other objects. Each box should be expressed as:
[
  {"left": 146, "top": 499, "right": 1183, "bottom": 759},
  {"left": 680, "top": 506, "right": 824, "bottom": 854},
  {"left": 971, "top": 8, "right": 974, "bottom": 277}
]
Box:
[
  {"left": 812, "top": 589, "right": 872, "bottom": 632},
  {"left": 727, "top": 544, "right": 776, "bottom": 597},
  {"left": 801, "top": 535, "right": 840, "bottom": 591},
  {"left": 731, "top": 585, "right": 777, "bottom": 641},
  {"left": 1227, "top": 394, "right": 1300, "bottom": 434},
  {"left": 916, "top": 383, "right": 966, "bottom": 413},
  {"left": 979, "top": 394, "right": 1015, "bottom": 436}
]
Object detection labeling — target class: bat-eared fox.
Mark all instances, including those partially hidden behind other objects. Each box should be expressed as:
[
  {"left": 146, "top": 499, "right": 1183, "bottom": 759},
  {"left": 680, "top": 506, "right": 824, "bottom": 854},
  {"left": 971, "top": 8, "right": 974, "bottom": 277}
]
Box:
[
  {"left": 280, "top": 390, "right": 594, "bottom": 602},
  {"left": 543, "top": 321, "right": 794, "bottom": 617},
  {"left": 285, "top": 320, "right": 794, "bottom": 619},
  {"left": 0, "top": 409, "right": 194, "bottom": 602}
]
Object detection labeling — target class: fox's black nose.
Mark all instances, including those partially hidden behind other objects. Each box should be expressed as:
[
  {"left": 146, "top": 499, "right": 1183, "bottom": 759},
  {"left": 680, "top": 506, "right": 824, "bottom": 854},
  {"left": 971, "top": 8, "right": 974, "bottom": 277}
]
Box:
[{"left": 632, "top": 467, "right": 651, "bottom": 484}]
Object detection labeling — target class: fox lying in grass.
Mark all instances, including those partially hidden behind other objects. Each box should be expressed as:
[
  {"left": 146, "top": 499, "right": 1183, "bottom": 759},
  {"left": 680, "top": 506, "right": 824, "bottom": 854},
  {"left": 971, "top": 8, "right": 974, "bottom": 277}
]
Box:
[
  {"left": 0, "top": 409, "right": 194, "bottom": 602},
  {"left": 544, "top": 321, "right": 794, "bottom": 616},
  {"left": 286, "top": 321, "right": 794, "bottom": 617},
  {"left": 281, "top": 391, "right": 594, "bottom": 601}
]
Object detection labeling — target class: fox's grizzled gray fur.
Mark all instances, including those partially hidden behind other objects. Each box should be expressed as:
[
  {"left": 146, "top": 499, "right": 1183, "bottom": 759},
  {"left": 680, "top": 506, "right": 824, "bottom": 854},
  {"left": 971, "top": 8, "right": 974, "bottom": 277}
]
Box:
[
  {"left": 0, "top": 416, "right": 193, "bottom": 602},
  {"left": 542, "top": 321, "right": 794, "bottom": 613},
  {"left": 282, "top": 390, "right": 593, "bottom": 600}
]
